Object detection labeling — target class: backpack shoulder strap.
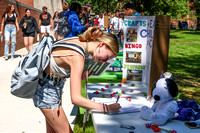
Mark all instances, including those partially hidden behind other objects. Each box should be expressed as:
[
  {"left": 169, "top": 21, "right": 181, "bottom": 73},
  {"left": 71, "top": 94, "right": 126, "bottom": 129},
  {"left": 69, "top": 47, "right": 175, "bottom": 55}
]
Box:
[
  {"left": 14, "top": 13, "right": 17, "bottom": 18},
  {"left": 5, "top": 13, "right": 17, "bottom": 20},
  {"left": 5, "top": 14, "right": 7, "bottom": 20}
]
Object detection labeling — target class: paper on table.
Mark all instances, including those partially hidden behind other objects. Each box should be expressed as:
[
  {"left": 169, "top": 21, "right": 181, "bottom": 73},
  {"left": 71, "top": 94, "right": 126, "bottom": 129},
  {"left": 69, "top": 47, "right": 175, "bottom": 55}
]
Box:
[{"left": 92, "top": 97, "right": 141, "bottom": 114}]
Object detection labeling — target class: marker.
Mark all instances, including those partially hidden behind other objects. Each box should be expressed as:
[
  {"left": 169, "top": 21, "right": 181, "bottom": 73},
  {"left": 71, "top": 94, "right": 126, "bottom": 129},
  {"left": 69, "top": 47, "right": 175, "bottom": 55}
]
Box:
[{"left": 116, "top": 95, "right": 120, "bottom": 103}]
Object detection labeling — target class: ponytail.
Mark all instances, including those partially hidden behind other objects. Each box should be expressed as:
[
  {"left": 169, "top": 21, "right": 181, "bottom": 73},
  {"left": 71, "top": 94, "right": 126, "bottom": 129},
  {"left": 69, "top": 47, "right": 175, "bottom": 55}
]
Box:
[
  {"left": 79, "top": 27, "right": 103, "bottom": 42},
  {"left": 79, "top": 27, "right": 119, "bottom": 55}
]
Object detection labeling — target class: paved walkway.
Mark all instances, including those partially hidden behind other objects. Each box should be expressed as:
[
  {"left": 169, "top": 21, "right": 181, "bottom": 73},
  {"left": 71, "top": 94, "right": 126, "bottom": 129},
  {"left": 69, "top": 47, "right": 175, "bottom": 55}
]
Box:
[{"left": 0, "top": 46, "right": 78, "bottom": 133}]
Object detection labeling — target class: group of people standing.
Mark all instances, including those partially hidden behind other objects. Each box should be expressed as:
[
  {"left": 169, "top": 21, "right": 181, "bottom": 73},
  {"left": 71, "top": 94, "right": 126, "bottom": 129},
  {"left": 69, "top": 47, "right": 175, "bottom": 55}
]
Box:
[
  {"left": 0, "top": 1, "right": 93, "bottom": 61},
  {"left": 0, "top": 2, "right": 141, "bottom": 61},
  {"left": 92, "top": 2, "right": 141, "bottom": 46},
  {"left": 0, "top": 4, "right": 42, "bottom": 60},
  {"left": 1, "top": 2, "right": 146, "bottom": 133}
]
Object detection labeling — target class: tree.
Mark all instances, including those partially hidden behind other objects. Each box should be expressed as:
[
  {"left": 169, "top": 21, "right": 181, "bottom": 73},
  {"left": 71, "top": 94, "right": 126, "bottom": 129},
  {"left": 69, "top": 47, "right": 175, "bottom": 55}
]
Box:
[
  {"left": 65, "top": 0, "right": 128, "bottom": 14},
  {"left": 130, "top": 0, "right": 189, "bottom": 17},
  {"left": 65, "top": 0, "right": 190, "bottom": 18},
  {"left": 190, "top": 0, "right": 200, "bottom": 30}
]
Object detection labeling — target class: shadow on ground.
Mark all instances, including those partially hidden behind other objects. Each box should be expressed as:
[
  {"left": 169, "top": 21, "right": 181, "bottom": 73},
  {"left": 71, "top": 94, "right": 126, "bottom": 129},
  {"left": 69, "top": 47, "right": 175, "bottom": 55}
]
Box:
[{"left": 168, "top": 54, "right": 200, "bottom": 88}]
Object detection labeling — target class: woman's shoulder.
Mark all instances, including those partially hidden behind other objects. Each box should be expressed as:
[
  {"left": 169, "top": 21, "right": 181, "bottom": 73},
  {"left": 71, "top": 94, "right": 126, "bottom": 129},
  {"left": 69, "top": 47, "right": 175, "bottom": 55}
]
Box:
[
  {"left": 53, "top": 39, "right": 85, "bottom": 56},
  {"left": 30, "top": 16, "right": 36, "bottom": 20},
  {"left": 13, "top": 12, "right": 17, "bottom": 17}
]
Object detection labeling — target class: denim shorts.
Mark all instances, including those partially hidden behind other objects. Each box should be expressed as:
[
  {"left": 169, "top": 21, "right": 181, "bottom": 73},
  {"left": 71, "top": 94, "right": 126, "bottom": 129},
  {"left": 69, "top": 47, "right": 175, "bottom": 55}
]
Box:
[{"left": 33, "top": 72, "right": 65, "bottom": 111}]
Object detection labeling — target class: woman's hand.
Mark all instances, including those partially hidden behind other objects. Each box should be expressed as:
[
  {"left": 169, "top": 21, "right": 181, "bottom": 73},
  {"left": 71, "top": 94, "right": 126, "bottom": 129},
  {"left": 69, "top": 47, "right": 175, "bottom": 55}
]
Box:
[
  {"left": 107, "top": 103, "right": 121, "bottom": 114},
  {"left": 81, "top": 70, "right": 93, "bottom": 80},
  {"left": 85, "top": 23, "right": 90, "bottom": 28}
]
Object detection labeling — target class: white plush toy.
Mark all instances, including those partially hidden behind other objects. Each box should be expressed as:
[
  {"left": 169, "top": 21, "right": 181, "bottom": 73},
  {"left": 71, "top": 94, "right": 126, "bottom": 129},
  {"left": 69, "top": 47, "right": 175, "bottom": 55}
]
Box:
[{"left": 140, "top": 78, "right": 178, "bottom": 125}]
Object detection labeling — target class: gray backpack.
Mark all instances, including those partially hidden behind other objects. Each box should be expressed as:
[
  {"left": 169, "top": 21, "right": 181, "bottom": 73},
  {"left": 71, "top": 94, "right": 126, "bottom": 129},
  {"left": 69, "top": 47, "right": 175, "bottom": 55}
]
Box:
[
  {"left": 11, "top": 36, "right": 53, "bottom": 98},
  {"left": 11, "top": 36, "right": 86, "bottom": 99}
]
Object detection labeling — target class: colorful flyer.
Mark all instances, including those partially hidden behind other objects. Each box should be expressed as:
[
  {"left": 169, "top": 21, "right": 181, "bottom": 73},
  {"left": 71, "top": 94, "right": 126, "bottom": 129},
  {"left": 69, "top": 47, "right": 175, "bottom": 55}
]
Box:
[{"left": 123, "top": 16, "right": 155, "bottom": 85}]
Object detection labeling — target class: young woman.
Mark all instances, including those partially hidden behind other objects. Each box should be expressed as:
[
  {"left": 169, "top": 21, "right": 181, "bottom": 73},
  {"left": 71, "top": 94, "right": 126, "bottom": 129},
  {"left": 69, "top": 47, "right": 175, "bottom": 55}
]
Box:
[
  {"left": 33, "top": 26, "right": 121, "bottom": 132},
  {"left": 0, "top": 5, "right": 19, "bottom": 60},
  {"left": 53, "top": 11, "right": 59, "bottom": 29},
  {"left": 53, "top": 11, "right": 59, "bottom": 40},
  {"left": 19, "top": 9, "right": 40, "bottom": 52}
]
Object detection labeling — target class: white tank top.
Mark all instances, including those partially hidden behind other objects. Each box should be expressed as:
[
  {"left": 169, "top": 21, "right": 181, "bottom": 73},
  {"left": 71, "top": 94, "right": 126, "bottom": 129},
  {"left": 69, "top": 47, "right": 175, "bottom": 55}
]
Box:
[
  {"left": 49, "top": 37, "right": 86, "bottom": 78},
  {"left": 50, "top": 54, "right": 80, "bottom": 78}
]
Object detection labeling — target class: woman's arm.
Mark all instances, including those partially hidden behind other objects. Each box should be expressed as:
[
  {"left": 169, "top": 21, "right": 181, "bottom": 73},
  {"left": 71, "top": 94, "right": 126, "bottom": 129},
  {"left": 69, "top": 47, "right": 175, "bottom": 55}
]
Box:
[
  {"left": 69, "top": 55, "right": 121, "bottom": 113},
  {"left": 38, "top": 19, "right": 41, "bottom": 29},
  {"left": 15, "top": 17, "right": 20, "bottom": 32},
  {"left": 33, "top": 17, "right": 40, "bottom": 34},
  {"left": 19, "top": 17, "right": 24, "bottom": 30},
  {"left": 50, "top": 18, "right": 54, "bottom": 29},
  {"left": 0, "top": 17, "right": 5, "bottom": 33}
]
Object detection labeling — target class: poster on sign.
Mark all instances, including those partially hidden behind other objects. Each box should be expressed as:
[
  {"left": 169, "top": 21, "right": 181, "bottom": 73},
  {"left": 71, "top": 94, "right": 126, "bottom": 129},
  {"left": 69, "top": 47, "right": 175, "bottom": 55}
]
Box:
[{"left": 123, "top": 16, "right": 155, "bottom": 85}]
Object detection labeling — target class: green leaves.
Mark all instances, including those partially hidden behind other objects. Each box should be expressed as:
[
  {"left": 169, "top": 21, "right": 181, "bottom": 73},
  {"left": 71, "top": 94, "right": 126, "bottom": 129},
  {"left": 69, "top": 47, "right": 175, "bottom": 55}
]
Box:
[
  {"left": 137, "top": 0, "right": 190, "bottom": 17},
  {"left": 65, "top": 0, "right": 190, "bottom": 17}
]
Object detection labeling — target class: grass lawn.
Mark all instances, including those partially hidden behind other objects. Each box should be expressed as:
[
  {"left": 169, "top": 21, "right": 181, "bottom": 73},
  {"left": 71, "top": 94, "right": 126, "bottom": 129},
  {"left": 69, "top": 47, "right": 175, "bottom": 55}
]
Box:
[
  {"left": 73, "top": 29, "right": 200, "bottom": 132},
  {"left": 168, "top": 29, "right": 200, "bottom": 104}
]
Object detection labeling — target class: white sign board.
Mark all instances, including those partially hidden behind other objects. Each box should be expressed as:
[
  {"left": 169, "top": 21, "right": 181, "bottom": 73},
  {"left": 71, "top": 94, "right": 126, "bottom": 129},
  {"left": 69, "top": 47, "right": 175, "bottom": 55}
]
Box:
[{"left": 123, "top": 16, "right": 155, "bottom": 85}]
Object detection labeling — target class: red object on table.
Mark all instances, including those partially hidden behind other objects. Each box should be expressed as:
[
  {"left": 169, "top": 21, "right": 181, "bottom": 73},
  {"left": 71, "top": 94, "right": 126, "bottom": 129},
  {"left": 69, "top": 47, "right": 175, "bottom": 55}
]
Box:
[
  {"left": 95, "top": 91, "right": 100, "bottom": 94},
  {"left": 101, "top": 88, "right": 105, "bottom": 91},
  {"left": 118, "top": 84, "right": 122, "bottom": 87},
  {"left": 151, "top": 125, "right": 161, "bottom": 132}
]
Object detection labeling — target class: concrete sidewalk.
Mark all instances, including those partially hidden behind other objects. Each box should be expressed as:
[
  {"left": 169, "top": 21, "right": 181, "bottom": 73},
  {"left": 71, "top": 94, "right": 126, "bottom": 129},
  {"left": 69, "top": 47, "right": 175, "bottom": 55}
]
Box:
[{"left": 0, "top": 46, "right": 78, "bottom": 133}]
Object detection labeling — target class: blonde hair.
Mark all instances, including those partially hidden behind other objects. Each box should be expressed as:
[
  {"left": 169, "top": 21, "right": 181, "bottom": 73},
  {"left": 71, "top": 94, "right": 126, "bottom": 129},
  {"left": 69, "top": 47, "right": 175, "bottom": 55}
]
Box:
[{"left": 79, "top": 27, "right": 119, "bottom": 55}]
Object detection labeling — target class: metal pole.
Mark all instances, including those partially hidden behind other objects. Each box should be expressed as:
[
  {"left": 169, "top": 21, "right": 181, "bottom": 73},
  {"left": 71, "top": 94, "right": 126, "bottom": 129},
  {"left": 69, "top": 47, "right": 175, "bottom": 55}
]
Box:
[{"left": 107, "top": 0, "right": 109, "bottom": 14}]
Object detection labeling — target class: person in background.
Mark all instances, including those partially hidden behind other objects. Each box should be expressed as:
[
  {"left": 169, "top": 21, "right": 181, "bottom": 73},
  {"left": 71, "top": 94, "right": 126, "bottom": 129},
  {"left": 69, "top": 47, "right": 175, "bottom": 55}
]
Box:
[
  {"left": 38, "top": 6, "right": 53, "bottom": 37},
  {"left": 19, "top": 8, "right": 40, "bottom": 52},
  {"left": 53, "top": 11, "right": 59, "bottom": 40},
  {"left": 118, "top": 13, "right": 124, "bottom": 46},
  {"left": 98, "top": 13, "right": 104, "bottom": 29},
  {"left": 59, "top": 0, "right": 69, "bottom": 19},
  {"left": 86, "top": 3, "right": 93, "bottom": 26},
  {"left": 178, "top": 21, "right": 182, "bottom": 30},
  {"left": 57, "top": 0, "right": 69, "bottom": 40},
  {"left": 110, "top": 10, "right": 120, "bottom": 36},
  {"left": 64, "top": 2, "right": 90, "bottom": 37},
  {"left": 93, "top": 15, "right": 99, "bottom": 27},
  {"left": 33, "top": 26, "right": 121, "bottom": 133},
  {"left": 80, "top": 7, "right": 88, "bottom": 26},
  {"left": 123, "top": 2, "right": 141, "bottom": 16},
  {"left": 53, "top": 11, "right": 59, "bottom": 29},
  {"left": 0, "top": 4, "right": 19, "bottom": 60},
  {"left": 80, "top": 7, "right": 88, "bottom": 33},
  {"left": 109, "top": 13, "right": 114, "bottom": 25}
]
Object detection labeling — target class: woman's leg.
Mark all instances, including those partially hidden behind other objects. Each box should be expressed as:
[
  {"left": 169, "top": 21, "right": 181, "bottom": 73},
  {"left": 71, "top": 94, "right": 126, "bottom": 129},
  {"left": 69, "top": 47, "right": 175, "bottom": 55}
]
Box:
[
  {"left": 10, "top": 26, "right": 16, "bottom": 57},
  {"left": 28, "top": 36, "right": 34, "bottom": 51},
  {"left": 23, "top": 37, "right": 29, "bottom": 51},
  {"left": 4, "top": 25, "right": 11, "bottom": 60},
  {"left": 46, "top": 119, "right": 56, "bottom": 133},
  {"left": 54, "top": 31, "right": 58, "bottom": 40},
  {"left": 40, "top": 106, "right": 73, "bottom": 133}
]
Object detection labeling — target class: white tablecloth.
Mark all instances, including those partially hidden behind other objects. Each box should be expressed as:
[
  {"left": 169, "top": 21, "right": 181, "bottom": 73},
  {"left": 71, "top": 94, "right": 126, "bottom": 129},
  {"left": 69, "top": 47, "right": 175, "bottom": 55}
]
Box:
[{"left": 87, "top": 83, "right": 200, "bottom": 133}]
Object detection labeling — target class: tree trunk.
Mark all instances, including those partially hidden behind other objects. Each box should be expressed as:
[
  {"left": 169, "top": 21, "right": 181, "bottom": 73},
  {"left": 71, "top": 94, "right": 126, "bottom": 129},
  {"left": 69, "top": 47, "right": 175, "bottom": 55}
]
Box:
[
  {"left": 197, "top": 17, "right": 200, "bottom": 30},
  {"left": 196, "top": 9, "right": 200, "bottom": 30}
]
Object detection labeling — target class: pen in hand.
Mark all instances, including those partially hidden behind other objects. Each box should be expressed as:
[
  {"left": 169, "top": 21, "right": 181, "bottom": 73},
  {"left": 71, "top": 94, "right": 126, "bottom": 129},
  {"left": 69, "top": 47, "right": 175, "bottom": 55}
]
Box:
[{"left": 116, "top": 95, "right": 120, "bottom": 103}]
